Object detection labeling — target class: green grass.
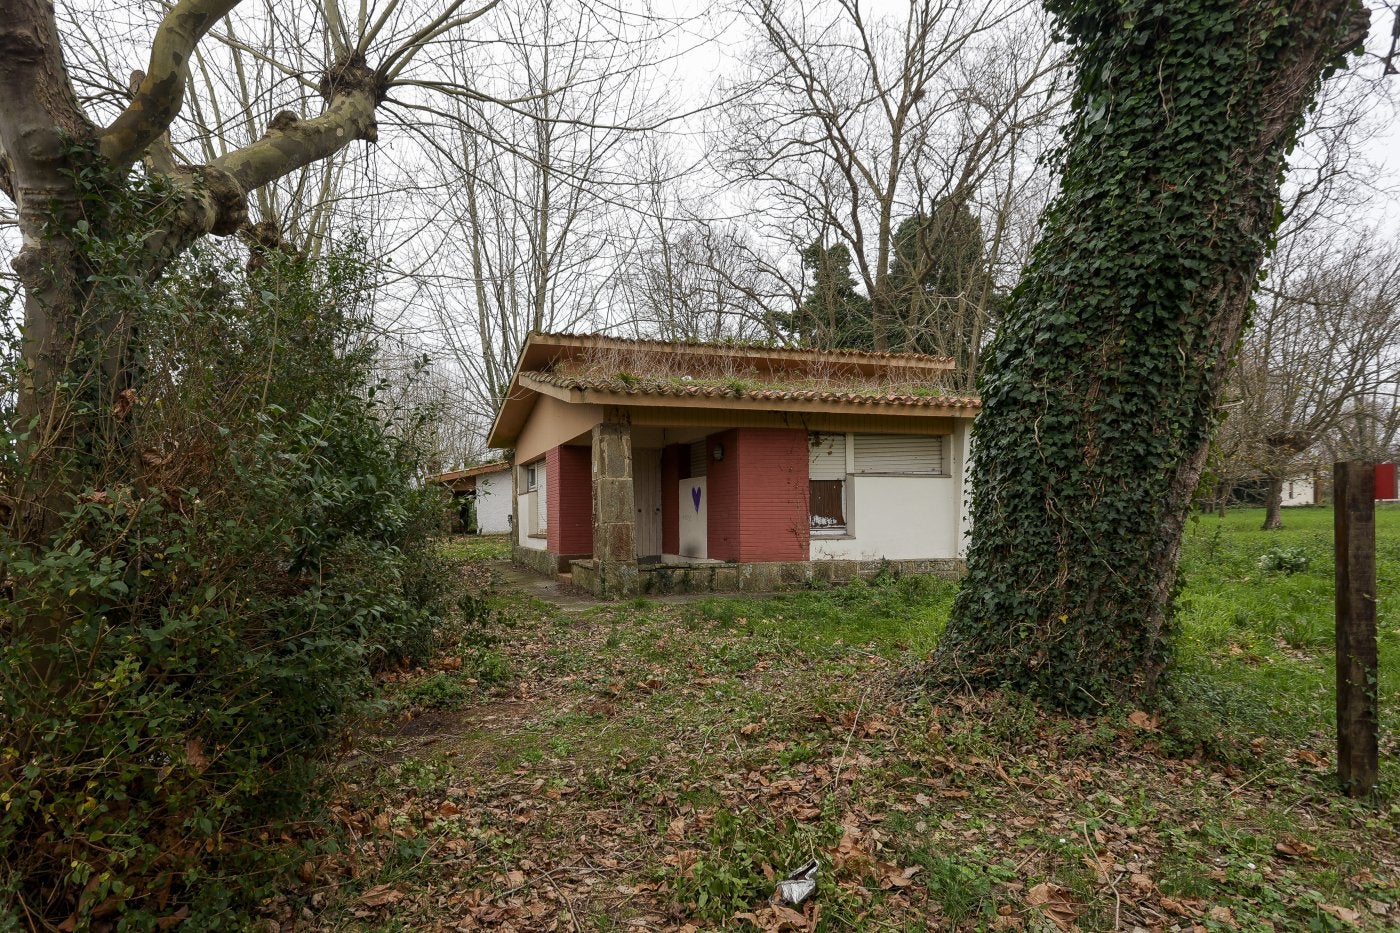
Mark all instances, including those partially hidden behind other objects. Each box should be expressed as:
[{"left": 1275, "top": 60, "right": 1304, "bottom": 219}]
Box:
[
  {"left": 1172, "top": 506, "right": 1400, "bottom": 749},
  {"left": 437, "top": 533, "right": 512, "bottom": 561},
  {"left": 305, "top": 506, "right": 1398, "bottom": 932}
]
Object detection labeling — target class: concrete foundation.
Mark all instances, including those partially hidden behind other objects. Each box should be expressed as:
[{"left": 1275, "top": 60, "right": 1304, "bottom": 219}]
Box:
[
  {"left": 514, "top": 544, "right": 587, "bottom": 576},
  {"left": 563, "top": 556, "right": 965, "bottom": 598}
]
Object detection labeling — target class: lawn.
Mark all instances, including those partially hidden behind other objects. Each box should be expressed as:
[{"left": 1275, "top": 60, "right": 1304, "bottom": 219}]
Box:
[
  {"left": 438, "top": 533, "right": 514, "bottom": 562},
  {"left": 282, "top": 508, "right": 1398, "bottom": 932}
]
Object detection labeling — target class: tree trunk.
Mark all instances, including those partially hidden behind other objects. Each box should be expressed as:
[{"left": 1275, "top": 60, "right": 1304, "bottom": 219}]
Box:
[
  {"left": 1263, "top": 475, "right": 1285, "bottom": 530},
  {"left": 1215, "top": 480, "right": 1233, "bottom": 518},
  {"left": 3, "top": 0, "right": 385, "bottom": 546},
  {"left": 936, "top": 0, "right": 1368, "bottom": 710}
]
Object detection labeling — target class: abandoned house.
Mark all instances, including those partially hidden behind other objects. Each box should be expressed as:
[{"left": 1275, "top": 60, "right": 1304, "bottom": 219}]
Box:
[
  {"left": 486, "top": 332, "right": 979, "bottom": 596},
  {"left": 428, "top": 461, "right": 512, "bottom": 534}
]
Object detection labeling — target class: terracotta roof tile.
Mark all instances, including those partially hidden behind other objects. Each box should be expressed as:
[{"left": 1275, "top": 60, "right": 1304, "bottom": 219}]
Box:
[{"left": 521, "top": 371, "right": 981, "bottom": 410}]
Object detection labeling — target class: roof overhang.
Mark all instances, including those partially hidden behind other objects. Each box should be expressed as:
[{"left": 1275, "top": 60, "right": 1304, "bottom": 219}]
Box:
[
  {"left": 426, "top": 460, "right": 510, "bottom": 488},
  {"left": 487, "top": 332, "right": 972, "bottom": 449},
  {"left": 519, "top": 373, "right": 979, "bottom": 419}
]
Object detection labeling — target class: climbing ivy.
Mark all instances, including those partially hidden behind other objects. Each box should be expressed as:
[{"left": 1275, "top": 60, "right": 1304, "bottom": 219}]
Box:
[{"left": 937, "top": 0, "right": 1367, "bottom": 710}]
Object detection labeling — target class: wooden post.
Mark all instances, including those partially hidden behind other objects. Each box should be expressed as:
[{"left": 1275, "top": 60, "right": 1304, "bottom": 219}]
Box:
[{"left": 1334, "top": 461, "right": 1378, "bottom": 798}]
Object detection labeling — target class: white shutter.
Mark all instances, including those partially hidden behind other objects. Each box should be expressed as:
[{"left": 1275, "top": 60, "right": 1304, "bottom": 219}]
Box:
[
  {"left": 808, "top": 433, "right": 847, "bottom": 480},
  {"left": 689, "top": 441, "right": 708, "bottom": 477},
  {"left": 853, "top": 434, "right": 943, "bottom": 474},
  {"left": 535, "top": 462, "right": 548, "bottom": 531}
]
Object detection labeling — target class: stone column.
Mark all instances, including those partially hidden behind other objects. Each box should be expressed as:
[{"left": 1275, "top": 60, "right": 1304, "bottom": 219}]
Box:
[{"left": 591, "top": 416, "right": 638, "bottom": 596}]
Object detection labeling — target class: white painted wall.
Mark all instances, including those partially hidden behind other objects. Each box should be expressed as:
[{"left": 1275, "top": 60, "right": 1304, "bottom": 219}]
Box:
[
  {"left": 679, "top": 477, "right": 707, "bottom": 558},
  {"left": 810, "top": 475, "right": 958, "bottom": 560},
  {"left": 953, "top": 419, "right": 972, "bottom": 557},
  {"left": 1282, "top": 474, "right": 1316, "bottom": 507},
  {"left": 475, "top": 470, "right": 512, "bottom": 533},
  {"left": 517, "top": 493, "right": 546, "bottom": 550}
]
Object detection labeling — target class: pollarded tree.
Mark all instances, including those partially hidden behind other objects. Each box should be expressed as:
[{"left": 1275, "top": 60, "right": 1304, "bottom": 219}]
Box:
[
  {"left": 0, "top": 0, "right": 501, "bottom": 543},
  {"left": 936, "top": 0, "right": 1372, "bottom": 708}
]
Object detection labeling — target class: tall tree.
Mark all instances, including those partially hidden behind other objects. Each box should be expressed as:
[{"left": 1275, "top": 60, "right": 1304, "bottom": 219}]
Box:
[
  {"left": 888, "top": 198, "right": 996, "bottom": 378},
  {"left": 790, "top": 240, "right": 874, "bottom": 350},
  {"left": 1, "top": 0, "right": 499, "bottom": 542},
  {"left": 719, "top": 0, "right": 1061, "bottom": 352},
  {"left": 936, "top": 0, "right": 1372, "bottom": 708}
]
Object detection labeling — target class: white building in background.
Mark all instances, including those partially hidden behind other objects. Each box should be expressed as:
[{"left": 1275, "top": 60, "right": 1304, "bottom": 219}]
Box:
[
  {"left": 428, "top": 461, "right": 513, "bottom": 534},
  {"left": 1281, "top": 473, "right": 1318, "bottom": 507}
]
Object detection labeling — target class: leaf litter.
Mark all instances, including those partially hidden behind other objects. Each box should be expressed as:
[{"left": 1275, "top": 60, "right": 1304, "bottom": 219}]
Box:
[{"left": 252, "top": 563, "right": 1400, "bottom": 931}]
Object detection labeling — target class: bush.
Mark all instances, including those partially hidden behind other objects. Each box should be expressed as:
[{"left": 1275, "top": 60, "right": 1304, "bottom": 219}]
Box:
[
  {"left": 1256, "top": 545, "right": 1311, "bottom": 575},
  {"left": 1, "top": 224, "right": 463, "bottom": 927}
]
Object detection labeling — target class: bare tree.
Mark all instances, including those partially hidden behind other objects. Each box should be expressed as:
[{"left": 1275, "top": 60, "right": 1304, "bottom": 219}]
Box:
[
  {"left": 607, "top": 146, "right": 788, "bottom": 342},
  {"left": 413, "top": 0, "right": 691, "bottom": 418},
  {"left": 716, "top": 0, "right": 1063, "bottom": 359},
  {"left": 1, "top": 0, "right": 531, "bottom": 542},
  {"left": 1215, "top": 228, "right": 1400, "bottom": 527}
]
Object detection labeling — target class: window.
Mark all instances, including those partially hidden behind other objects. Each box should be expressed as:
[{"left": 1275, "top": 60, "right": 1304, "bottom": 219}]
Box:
[
  {"left": 810, "top": 479, "right": 846, "bottom": 529},
  {"left": 809, "top": 433, "right": 847, "bottom": 533},
  {"left": 523, "top": 460, "right": 547, "bottom": 535},
  {"left": 853, "top": 434, "right": 943, "bottom": 474}
]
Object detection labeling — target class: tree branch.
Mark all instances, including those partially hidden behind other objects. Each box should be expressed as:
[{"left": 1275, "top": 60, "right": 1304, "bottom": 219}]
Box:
[
  {"left": 211, "top": 73, "right": 380, "bottom": 196},
  {"left": 98, "top": 0, "right": 244, "bottom": 169}
]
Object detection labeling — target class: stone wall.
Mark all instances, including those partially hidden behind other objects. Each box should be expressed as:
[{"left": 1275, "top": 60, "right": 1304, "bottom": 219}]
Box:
[
  {"left": 514, "top": 544, "right": 589, "bottom": 576},
  {"left": 564, "top": 556, "right": 965, "bottom": 598}
]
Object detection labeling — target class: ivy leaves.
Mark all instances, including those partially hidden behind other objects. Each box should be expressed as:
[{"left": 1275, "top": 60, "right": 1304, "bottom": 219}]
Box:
[{"left": 938, "top": 0, "right": 1368, "bottom": 710}]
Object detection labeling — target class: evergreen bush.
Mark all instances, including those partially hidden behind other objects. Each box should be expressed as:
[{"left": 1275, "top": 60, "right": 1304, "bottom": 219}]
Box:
[{"left": 1, "top": 216, "right": 464, "bottom": 927}]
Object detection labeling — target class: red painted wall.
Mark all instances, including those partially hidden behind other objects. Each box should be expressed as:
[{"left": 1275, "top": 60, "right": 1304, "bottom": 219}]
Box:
[
  {"left": 547, "top": 444, "right": 593, "bottom": 555},
  {"left": 705, "top": 428, "right": 809, "bottom": 562},
  {"left": 706, "top": 431, "right": 742, "bottom": 560},
  {"left": 1377, "top": 463, "right": 1398, "bottom": 500},
  {"left": 661, "top": 444, "right": 683, "bottom": 555}
]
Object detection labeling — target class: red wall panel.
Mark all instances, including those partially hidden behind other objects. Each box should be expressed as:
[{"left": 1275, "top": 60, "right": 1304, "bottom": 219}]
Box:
[
  {"left": 704, "top": 428, "right": 809, "bottom": 562},
  {"left": 547, "top": 444, "right": 593, "bottom": 555},
  {"left": 705, "top": 430, "right": 742, "bottom": 561},
  {"left": 734, "top": 428, "right": 809, "bottom": 562},
  {"left": 1376, "top": 463, "right": 1397, "bottom": 500}
]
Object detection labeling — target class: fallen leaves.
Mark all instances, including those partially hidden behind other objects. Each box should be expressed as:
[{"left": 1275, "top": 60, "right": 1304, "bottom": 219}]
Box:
[
  {"left": 1126, "top": 710, "right": 1158, "bottom": 731},
  {"left": 1274, "top": 837, "right": 1316, "bottom": 859},
  {"left": 1320, "top": 903, "right": 1362, "bottom": 924},
  {"left": 285, "top": 562, "right": 1400, "bottom": 933},
  {"left": 357, "top": 884, "right": 402, "bottom": 908},
  {"left": 1027, "top": 881, "right": 1079, "bottom": 931}
]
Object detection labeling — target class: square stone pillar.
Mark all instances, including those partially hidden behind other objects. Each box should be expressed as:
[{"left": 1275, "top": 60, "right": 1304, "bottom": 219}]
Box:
[{"left": 591, "top": 418, "right": 638, "bottom": 596}]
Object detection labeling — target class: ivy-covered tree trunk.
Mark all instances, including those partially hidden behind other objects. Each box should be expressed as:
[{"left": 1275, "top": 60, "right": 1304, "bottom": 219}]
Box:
[{"left": 937, "top": 0, "right": 1368, "bottom": 709}]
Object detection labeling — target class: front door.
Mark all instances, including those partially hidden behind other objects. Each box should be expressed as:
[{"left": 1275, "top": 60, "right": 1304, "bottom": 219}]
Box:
[{"left": 633, "top": 451, "right": 663, "bottom": 559}]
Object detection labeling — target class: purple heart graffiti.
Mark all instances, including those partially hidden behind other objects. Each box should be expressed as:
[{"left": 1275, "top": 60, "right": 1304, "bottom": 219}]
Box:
[{"left": 691, "top": 486, "right": 702, "bottom": 512}]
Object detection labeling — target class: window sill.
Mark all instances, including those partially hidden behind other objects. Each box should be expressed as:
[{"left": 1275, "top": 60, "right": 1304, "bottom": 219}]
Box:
[
  {"left": 810, "top": 531, "right": 853, "bottom": 540},
  {"left": 527, "top": 532, "right": 547, "bottom": 540}
]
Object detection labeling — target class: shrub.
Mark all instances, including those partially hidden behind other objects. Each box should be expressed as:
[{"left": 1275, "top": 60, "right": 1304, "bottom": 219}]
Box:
[
  {"left": 1256, "top": 545, "right": 1311, "bottom": 575},
  {"left": 1, "top": 221, "right": 463, "bottom": 927}
]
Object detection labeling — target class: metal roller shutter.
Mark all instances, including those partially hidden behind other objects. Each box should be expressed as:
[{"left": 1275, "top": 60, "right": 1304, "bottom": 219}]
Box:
[
  {"left": 808, "top": 433, "right": 846, "bottom": 480},
  {"left": 853, "top": 434, "right": 943, "bottom": 474},
  {"left": 690, "top": 442, "right": 708, "bottom": 477}
]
